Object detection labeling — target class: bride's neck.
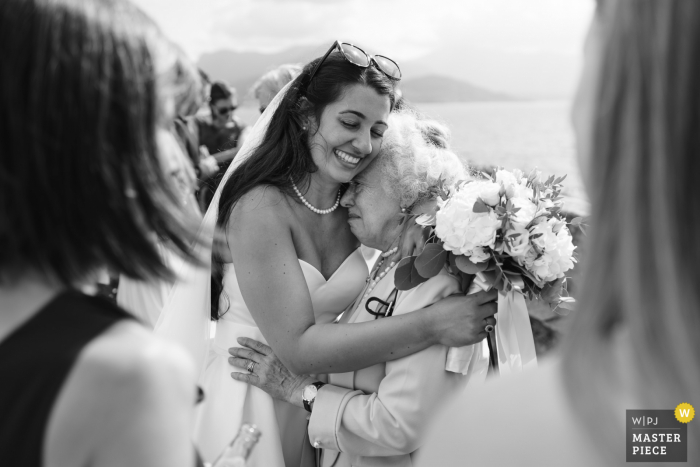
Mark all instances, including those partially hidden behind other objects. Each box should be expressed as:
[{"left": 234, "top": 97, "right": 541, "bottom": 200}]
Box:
[{"left": 302, "top": 172, "right": 341, "bottom": 208}]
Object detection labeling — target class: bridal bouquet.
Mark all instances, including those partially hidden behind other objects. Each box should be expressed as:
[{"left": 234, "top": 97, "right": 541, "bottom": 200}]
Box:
[{"left": 395, "top": 168, "right": 580, "bottom": 378}]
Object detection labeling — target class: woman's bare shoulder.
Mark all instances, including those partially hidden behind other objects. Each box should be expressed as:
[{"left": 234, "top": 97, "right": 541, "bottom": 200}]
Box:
[
  {"left": 45, "top": 321, "right": 196, "bottom": 466},
  {"left": 232, "top": 184, "right": 291, "bottom": 216},
  {"left": 226, "top": 185, "right": 298, "bottom": 247},
  {"left": 56, "top": 320, "right": 195, "bottom": 416}
]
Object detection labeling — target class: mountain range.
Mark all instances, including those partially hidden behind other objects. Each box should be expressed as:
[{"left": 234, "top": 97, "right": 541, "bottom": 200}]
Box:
[{"left": 197, "top": 44, "right": 515, "bottom": 104}]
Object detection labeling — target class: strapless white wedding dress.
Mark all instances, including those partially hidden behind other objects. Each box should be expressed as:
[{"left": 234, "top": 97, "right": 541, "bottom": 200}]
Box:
[{"left": 194, "top": 248, "right": 367, "bottom": 466}]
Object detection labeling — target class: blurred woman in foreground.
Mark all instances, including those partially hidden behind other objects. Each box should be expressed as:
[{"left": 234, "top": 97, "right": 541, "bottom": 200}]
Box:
[
  {"left": 417, "top": 0, "right": 699, "bottom": 465},
  {"left": 0, "top": 0, "right": 201, "bottom": 465}
]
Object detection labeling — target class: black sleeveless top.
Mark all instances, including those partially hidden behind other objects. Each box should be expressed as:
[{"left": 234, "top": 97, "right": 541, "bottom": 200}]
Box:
[{"left": 0, "top": 290, "right": 131, "bottom": 466}]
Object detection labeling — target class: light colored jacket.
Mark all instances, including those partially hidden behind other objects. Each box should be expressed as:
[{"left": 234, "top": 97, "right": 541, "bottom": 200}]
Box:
[{"left": 308, "top": 267, "right": 469, "bottom": 467}]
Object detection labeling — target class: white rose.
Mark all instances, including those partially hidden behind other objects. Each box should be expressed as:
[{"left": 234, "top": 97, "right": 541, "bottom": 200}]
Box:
[
  {"left": 478, "top": 181, "right": 502, "bottom": 206},
  {"left": 504, "top": 226, "right": 531, "bottom": 258},
  {"left": 510, "top": 182, "right": 533, "bottom": 200},
  {"left": 496, "top": 169, "right": 532, "bottom": 200},
  {"left": 522, "top": 219, "right": 576, "bottom": 282},
  {"left": 495, "top": 169, "right": 518, "bottom": 190},
  {"left": 435, "top": 181, "right": 502, "bottom": 257},
  {"left": 529, "top": 218, "right": 559, "bottom": 251},
  {"left": 510, "top": 196, "right": 538, "bottom": 227}
]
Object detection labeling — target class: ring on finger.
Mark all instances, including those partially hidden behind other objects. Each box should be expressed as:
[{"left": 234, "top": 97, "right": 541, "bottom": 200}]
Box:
[{"left": 247, "top": 360, "right": 256, "bottom": 373}]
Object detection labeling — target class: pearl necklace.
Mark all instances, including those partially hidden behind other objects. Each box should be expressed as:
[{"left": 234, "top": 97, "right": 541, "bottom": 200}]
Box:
[
  {"left": 363, "top": 251, "right": 400, "bottom": 300},
  {"left": 290, "top": 178, "right": 341, "bottom": 215},
  {"left": 380, "top": 246, "right": 398, "bottom": 258}
]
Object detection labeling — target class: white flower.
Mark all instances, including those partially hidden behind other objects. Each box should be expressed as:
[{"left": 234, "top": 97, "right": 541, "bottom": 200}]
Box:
[
  {"left": 504, "top": 226, "right": 531, "bottom": 258},
  {"left": 496, "top": 169, "right": 518, "bottom": 189},
  {"left": 435, "top": 181, "right": 502, "bottom": 259},
  {"left": 510, "top": 182, "right": 533, "bottom": 200},
  {"left": 496, "top": 168, "right": 532, "bottom": 200},
  {"left": 522, "top": 218, "right": 576, "bottom": 282},
  {"left": 478, "top": 181, "right": 502, "bottom": 206},
  {"left": 510, "top": 196, "right": 538, "bottom": 227}
]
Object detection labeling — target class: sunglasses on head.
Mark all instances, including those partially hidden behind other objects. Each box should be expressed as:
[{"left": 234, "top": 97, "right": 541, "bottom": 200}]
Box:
[{"left": 305, "top": 40, "right": 401, "bottom": 88}]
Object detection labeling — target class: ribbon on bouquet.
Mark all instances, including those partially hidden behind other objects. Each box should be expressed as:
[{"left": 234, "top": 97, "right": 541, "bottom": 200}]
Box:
[{"left": 445, "top": 273, "right": 537, "bottom": 379}]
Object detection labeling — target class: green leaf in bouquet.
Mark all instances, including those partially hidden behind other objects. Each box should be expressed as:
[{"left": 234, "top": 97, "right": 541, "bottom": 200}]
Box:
[
  {"left": 569, "top": 216, "right": 586, "bottom": 228},
  {"left": 436, "top": 178, "right": 450, "bottom": 201},
  {"left": 493, "top": 272, "right": 505, "bottom": 291},
  {"left": 553, "top": 174, "right": 568, "bottom": 185},
  {"left": 472, "top": 198, "right": 490, "bottom": 213},
  {"left": 484, "top": 258, "right": 498, "bottom": 271},
  {"left": 454, "top": 254, "right": 489, "bottom": 274},
  {"left": 480, "top": 269, "right": 499, "bottom": 285},
  {"left": 414, "top": 243, "right": 448, "bottom": 278},
  {"left": 509, "top": 263, "right": 544, "bottom": 289},
  {"left": 394, "top": 256, "right": 429, "bottom": 291},
  {"left": 527, "top": 168, "right": 539, "bottom": 183}
]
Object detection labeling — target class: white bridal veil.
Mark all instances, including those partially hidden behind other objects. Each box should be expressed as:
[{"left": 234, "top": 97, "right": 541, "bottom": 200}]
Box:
[{"left": 154, "top": 82, "right": 294, "bottom": 381}]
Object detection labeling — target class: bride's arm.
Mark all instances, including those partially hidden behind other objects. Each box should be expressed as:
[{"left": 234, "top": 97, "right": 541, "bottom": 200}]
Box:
[{"left": 227, "top": 187, "right": 496, "bottom": 375}]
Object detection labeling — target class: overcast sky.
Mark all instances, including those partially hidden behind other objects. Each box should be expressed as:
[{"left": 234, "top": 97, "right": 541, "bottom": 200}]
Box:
[{"left": 134, "top": 0, "right": 595, "bottom": 98}]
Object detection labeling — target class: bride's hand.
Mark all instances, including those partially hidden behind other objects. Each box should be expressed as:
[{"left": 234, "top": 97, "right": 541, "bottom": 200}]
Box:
[
  {"left": 229, "top": 338, "right": 314, "bottom": 408},
  {"left": 428, "top": 291, "right": 498, "bottom": 347}
]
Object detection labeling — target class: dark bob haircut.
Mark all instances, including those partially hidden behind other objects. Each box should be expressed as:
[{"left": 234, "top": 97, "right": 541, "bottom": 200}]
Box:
[{"left": 0, "top": 0, "right": 199, "bottom": 284}]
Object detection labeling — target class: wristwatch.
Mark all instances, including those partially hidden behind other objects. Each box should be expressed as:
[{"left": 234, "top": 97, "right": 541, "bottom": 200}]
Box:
[{"left": 302, "top": 381, "right": 326, "bottom": 413}]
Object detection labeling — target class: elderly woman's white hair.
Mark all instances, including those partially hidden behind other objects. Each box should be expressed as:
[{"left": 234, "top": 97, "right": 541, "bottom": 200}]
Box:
[{"left": 376, "top": 110, "right": 466, "bottom": 209}]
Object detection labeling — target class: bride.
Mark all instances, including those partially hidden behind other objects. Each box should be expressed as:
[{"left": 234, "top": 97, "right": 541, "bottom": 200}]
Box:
[{"left": 158, "top": 42, "right": 498, "bottom": 466}]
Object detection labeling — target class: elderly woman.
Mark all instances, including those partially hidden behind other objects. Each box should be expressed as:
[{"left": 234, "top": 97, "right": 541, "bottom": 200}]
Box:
[{"left": 229, "top": 110, "right": 492, "bottom": 467}]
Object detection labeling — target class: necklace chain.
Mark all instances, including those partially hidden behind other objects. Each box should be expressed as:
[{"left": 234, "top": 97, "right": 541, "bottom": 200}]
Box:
[
  {"left": 290, "top": 178, "right": 341, "bottom": 215},
  {"left": 364, "top": 249, "right": 400, "bottom": 300}
]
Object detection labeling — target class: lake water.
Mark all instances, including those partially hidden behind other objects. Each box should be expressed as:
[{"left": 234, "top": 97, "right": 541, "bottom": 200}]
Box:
[{"left": 237, "top": 99, "right": 589, "bottom": 214}]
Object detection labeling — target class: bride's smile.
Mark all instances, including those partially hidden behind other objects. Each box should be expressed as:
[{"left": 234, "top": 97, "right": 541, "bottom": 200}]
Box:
[{"left": 308, "top": 83, "right": 390, "bottom": 184}]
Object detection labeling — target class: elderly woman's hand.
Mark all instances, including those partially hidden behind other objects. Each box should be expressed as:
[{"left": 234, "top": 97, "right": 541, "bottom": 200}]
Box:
[
  {"left": 229, "top": 337, "right": 314, "bottom": 408},
  {"left": 428, "top": 291, "right": 498, "bottom": 347}
]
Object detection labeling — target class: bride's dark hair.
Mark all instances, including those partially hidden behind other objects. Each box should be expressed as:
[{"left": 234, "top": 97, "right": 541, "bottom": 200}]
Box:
[{"left": 212, "top": 51, "right": 397, "bottom": 319}]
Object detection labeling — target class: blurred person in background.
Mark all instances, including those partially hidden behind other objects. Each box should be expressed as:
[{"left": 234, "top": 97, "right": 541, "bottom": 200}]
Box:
[
  {"left": 195, "top": 81, "right": 249, "bottom": 209},
  {"left": 252, "top": 63, "right": 302, "bottom": 114},
  {"left": 417, "top": 0, "right": 700, "bottom": 465},
  {"left": 0, "top": 0, "right": 204, "bottom": 465},
  {"left": 172, "top": 50, "right": 219, "bottom": 199},
  {"left": 116, "top": 129, "right": 200, "bottom": 327}
]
